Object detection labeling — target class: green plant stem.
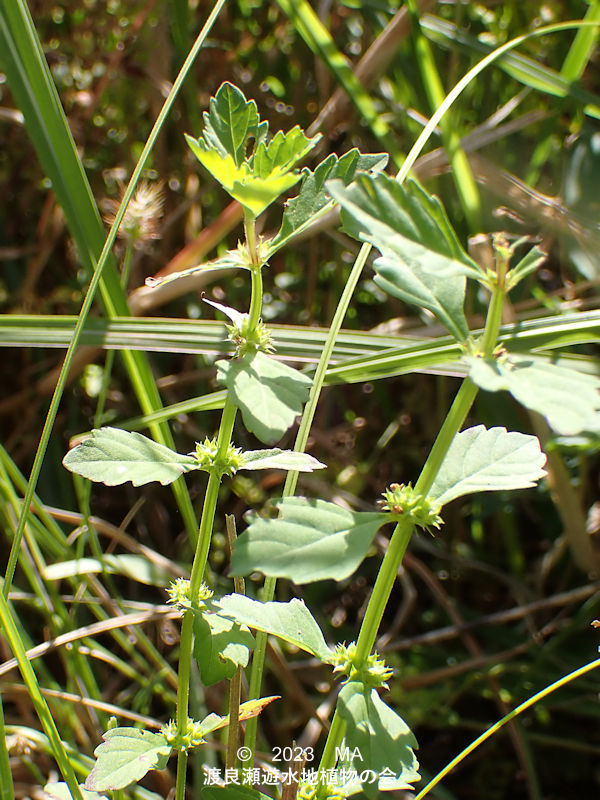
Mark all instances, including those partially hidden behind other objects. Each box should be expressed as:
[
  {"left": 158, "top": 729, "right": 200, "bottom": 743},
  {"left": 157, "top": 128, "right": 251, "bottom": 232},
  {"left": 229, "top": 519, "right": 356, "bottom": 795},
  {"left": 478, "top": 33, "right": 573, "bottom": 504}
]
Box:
[
  {"left": 3, "top": 0, "right": 228, "bottom": 597},
  {"left": 242, "top": 243, "right": 374, "bottom": 763},
  {"left": 406, "top": 0, "right": 481, "bottom": 230},
  {"left": 414, "top": 656, "right": 600, "bottom": 799},
  {"left": 315, "top": 280, "right": 508, "bottom": 792},
  {"left": 0, "top": 697, "right": 15, "bottom": 800},
  {"left": 0, "top": 585, "right": 83, "bottom": 800}
]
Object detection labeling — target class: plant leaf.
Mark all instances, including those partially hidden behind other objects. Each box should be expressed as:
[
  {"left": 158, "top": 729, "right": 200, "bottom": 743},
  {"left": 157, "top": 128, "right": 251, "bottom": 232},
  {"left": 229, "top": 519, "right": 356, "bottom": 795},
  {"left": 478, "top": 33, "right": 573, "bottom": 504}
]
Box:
[
  {"left": 466, "top": 353, "right": 600, "bottom": 435},
  {"left": 196, "top": 82, "right": 264, "bottom": 166},
  {"left": 268, "top": 149, "right": 388, "bottom": 254},
  {"left": 241, "top": 449, "right": 325, "bottom": 471},
  {"left": 43, "top": 554, "right": 174, "bottom": 586},
  {"left": 230, "top": 497, "right": 388, "bottom": 583},
  {"left": 216, "top": 352, "right": 312, "bottom": 444},
  {"left": 337, "top": 682, "right": 420, "bottom": 797},
  {"left": 84, "top": 728, "right": 171, "bottom": 792},
  {"left": 252, "top": 125, "right": 316, "bottom": 177},
  {"left": 429, "top": 425, "right": 547, "bottom": 507},
  {"left": 192, "top": 606, "right": 255, "bottom": 685},
  {"left": 328, "top": 173, "right": 481, "bottom": 341},
  {"left": 62, "top": 428, "right": 198, "bottom": 486},
  {"left": 216, "top": 593, "right": 333, "bottom": 662},
  {"left": 44, "top": 784, "right": 105, "bottom": 800}
]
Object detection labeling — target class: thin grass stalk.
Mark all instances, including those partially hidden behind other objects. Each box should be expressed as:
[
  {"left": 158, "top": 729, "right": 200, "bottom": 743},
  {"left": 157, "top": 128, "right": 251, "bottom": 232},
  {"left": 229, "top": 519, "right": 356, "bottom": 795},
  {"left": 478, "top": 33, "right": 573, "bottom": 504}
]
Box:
[
  {"left": 3, "top": 0, "right": 228, "bottom": 596},
  {"left": 0, "top": 699, "right": 15, "bottom": 800},
  {"left": 276, "top": 0, "right": 403, "bottom": 166},
  {"left": 0, "top": 587, "right": 83, "bottom": 800},
  {"left": 406, "top": 0, "right": 481, "bottom": 230},
  {"left": 414, "top": 656, "right": 600, "bottom": 799}
]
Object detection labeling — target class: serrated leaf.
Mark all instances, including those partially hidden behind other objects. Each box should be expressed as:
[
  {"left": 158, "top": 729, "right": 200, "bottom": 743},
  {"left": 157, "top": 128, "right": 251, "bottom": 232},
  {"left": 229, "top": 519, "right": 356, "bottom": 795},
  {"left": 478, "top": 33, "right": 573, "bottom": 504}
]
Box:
[
  {"left": 337, "top": 682, "right": 420, "bottom": 797},
  {"left": 230, "top": 497, "right": 388, "bottom": 583},
  {"left": 466, "top": 353, "right": 600, "bottom": 435},
  {"left": 192, "top": 606, "right": 255, "bottom": 685},
  {"left": 252, "top": 126, "right": 317, "bottom": 177},
  {"left": 328, "top": 173, "right": 481, "bottom": 341},
  {"left": 429, "top": 425, "right": 547, "bottom": 507},
  {"left": 216, "top": 593, "right": 332, "bottom": 662},
  {"left": 216, "top": 352, "right": 312, "bottom": 444},
  {"left": 199, "top": 82, "right": 264, "bottom": 166},
  {"left": 145, "top": 245, "right": 254, "bottom": 288},
  {"left": 63, "top": 428, "right": 198, "bottom": 486},
  {"left": 241, "top": 449, "right": 325, "bottom": 471},
  {"left": 269, "top": 149, "right": 388, "bottom": 254},
  {"left": 84, "top": 728, "right": 171, "bottom": 792},
  {"left": 44, "top": 783, "right": 105, "bottom": 800}
]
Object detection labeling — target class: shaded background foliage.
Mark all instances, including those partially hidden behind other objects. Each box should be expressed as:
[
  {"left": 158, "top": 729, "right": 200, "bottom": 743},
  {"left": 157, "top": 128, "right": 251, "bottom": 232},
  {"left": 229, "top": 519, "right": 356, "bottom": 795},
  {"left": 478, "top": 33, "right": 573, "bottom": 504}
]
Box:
[{"left": 0, "top": 1, "right": 599, "bottom": 799}]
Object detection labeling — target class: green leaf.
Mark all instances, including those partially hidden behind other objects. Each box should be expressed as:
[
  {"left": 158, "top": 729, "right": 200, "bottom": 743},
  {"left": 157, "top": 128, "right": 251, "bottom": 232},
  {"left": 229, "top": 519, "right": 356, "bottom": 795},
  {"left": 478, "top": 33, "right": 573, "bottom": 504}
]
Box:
[
  {"left": 216, "top": 352, "right": 312, "bottom": 444},
  {"left": 43, "top": 554, "right": 174, "bottom": 586},
  {"left": 84, "top": 728, "right": 171, "bottom": 792},
  {"left": 241, "top": 449, "right": 325, "bottom": 471},
  {"left": 216, "top": 593, "right": 333, "bottom": 662},
  {"left": 328, "top": 173, "right": 481, "bottom": 341},
  {"left": 507, "top": 245, "right": 547, "bottom": 289},
  {"left": 44, "top": 784, "right": 105, "bottom": 800},
  {"left": 62, "top": 428, "right": 198, "bottom": 486},
  {"left": 268, "top": 149, "right": 388, "bottom": 254},
  {"left": 252, "top": 125, "right": 316, "bottom": 177},
  {"left": 230, "top": 497, "right": 388, "bottom": 583},
  {"left": 466, "top": 354, "right": 600, "bottom": 435},
  {"left": 198, "top": 82, "right": 264, "bottom": 166},
  {"left": 192, "top": 606, "right": 255, "bottom": 685},
  {"left": 185, "top": 84, "right": 319, "bottom": 216},
  {"left": 337, "top": 682, "right": 420, "bottom": 797},
  {"left": 429, "top": 425, "right": 547, "bottom": 507}
]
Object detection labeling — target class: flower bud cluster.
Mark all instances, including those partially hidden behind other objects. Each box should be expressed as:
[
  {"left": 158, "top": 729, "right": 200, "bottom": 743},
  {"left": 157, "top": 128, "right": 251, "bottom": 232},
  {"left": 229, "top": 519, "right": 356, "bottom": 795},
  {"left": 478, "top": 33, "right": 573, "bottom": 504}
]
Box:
[
  {"left": 331, "top": 643, "right": 393, "bottom": 688},
  {"left": 166, "top": 578, "right": 213, "bottom": 611},
  {"left": 161, "top": 717, "right": 207, "bottom": 750},
  {"left": 193, "top": 438, "right": 246, "bottom": 476},
  {"left": 380, "top": 483, "right": 442, "bottom": 534}
]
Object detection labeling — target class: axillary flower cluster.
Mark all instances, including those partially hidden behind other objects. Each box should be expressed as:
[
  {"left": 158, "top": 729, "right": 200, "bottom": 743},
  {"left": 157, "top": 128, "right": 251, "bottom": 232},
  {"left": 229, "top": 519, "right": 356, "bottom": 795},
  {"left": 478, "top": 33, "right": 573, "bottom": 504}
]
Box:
[{"left": 380, "top": 482, "right": 443, "bottom": 534}]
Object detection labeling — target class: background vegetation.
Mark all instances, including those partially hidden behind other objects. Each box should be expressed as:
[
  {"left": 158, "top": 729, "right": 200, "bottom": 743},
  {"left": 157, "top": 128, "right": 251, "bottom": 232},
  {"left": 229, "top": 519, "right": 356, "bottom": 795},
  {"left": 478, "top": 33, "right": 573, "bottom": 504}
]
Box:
[{"left": 0, "top": 1, "right": 599, "bottom": 798}]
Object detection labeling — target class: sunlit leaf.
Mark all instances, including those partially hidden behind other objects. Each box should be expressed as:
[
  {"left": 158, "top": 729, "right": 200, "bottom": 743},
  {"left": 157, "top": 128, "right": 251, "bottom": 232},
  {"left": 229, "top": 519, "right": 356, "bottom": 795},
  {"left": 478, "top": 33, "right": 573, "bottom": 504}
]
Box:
[
  {"left": 241, "top": 449, "right": 325, "bottom": 471},
  {"left": 328, "top": 173, "right": 481, "bottom": 341},
  {"left": 62, "top": 428, "right": 198, "bottom": 486},
  {"left": 43, "top": 554, "right": 173, "bottom": 586},
  {"left": 216, "top": 352, "right": 312, "bottom": 444},
  {"left": 429, "top": 425, "right": 547, "bottom": 507},
  {"left": 230, "top": 497, "right": 387, "bottom": 583},
  {"left": 195, "top": 82, "right": 265, "bottom": 166},
  {"left": 44, "top": 784, "right": 105, "bottom": 800},
  {"left": 216, "top": 593, "right": 333, "bottom": 662},
  {"left": 268, "top": 149, "right": 388, "bottom": 253},
  {"left": 84, "top": 728, "right": 171, "bottom": 792},
  {"left": 337, "top": 682, "right": 420, "bottom": 797},
  {"left": 466, "top": 353, "right": 600, "bottom": 435}
]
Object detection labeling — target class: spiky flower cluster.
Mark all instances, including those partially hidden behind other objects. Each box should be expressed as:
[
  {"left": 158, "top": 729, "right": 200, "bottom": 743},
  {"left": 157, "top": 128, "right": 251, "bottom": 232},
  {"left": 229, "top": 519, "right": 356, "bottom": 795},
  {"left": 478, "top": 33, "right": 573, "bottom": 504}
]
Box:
[
  {"left": 161, "top": 717, "right": 207, "bottom": 750},
  {"left": 331, "top": 642, "right": 393, "bottom": 688},
  {"left": 193, "top": 437, "right": 246, "bottom": 476},
  {"left": 166, "top": 577, "right": 213, "bottom": 611},
  {"left": 380, "top": 483, "right": 443, "bottom": 535},
  {"left": 227, "top": 317, "right": 273, "bottom": 357},
  {"left": 104, "top": 180, "right": 164, "bottom": 247}
]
